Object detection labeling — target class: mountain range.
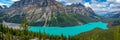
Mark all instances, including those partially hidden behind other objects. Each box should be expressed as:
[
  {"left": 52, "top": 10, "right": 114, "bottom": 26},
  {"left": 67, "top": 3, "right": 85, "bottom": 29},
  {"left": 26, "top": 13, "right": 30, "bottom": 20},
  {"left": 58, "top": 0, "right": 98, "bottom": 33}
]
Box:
[
  {"left": 0, "top": 0, "right": 100, "bottom": 27},
  {"left": 104, "top": 11, "right": 120, "bottom": 18}
]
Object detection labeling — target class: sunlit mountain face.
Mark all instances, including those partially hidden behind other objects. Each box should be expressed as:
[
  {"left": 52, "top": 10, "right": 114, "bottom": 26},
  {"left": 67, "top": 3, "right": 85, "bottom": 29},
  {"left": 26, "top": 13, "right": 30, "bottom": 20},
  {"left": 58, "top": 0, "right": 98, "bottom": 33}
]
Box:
[
  {"left": 0, "top": 0, "right": 120, "bottom": 16},
  {"left": 0, "top": 0, "right": 100, "bottom": 27}
]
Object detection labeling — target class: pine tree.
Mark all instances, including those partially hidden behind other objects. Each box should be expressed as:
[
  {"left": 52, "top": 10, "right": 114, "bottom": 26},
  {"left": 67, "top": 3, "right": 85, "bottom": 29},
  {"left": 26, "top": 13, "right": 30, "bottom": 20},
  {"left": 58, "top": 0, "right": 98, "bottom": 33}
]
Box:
[
  {"left": 20, "top": 17, "right": 29, "bottom": 31},
  {"left": 5, "top": 32, "right": 11, "bottom": 40},
  {"left": 42, "top": 31, "right": 47, "bottom": 40},
  {"left": 60, "top": 34, "right": 66, "bottom": 40},
  {"left": 114, "top": 26, "right": 120, "bottom": 40}
]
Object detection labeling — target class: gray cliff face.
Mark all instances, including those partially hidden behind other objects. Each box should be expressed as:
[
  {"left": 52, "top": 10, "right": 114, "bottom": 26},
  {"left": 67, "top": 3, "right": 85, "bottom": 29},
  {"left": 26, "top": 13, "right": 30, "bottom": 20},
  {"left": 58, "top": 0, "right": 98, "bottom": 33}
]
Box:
[
  {"left": 1, "top": 0, "right": 100, "bottom": 26},
  {"left": 66, "top": 4, "right": 99, "bottom": 19}
]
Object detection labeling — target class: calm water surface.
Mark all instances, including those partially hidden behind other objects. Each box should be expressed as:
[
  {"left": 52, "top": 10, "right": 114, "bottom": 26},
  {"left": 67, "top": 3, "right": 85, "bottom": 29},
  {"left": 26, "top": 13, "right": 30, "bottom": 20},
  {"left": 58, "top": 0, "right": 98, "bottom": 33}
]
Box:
[{"left": 28, "top": 21, "right": 108, "bottom": 37}]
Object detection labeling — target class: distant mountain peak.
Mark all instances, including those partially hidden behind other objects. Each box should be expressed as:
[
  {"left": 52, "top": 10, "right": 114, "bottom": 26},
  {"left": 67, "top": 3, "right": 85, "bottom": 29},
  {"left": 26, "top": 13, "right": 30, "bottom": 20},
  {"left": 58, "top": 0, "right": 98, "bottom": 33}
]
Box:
[
  {"left": 67, "top": 3, "right": 85, "bottom": 7},
  {"left": 0, "top": 5, "right": 8, "bottom": 9},
  {"left": 104, "top": 11, "right": 120, "bottom": 18}
]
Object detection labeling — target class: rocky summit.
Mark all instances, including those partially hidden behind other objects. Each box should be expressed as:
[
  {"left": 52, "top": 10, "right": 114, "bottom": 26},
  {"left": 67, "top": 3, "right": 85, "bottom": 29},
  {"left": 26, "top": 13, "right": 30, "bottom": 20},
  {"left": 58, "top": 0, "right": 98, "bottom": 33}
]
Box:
[{"left": 0, "top": 0, "right": 100, "bottom": 27}]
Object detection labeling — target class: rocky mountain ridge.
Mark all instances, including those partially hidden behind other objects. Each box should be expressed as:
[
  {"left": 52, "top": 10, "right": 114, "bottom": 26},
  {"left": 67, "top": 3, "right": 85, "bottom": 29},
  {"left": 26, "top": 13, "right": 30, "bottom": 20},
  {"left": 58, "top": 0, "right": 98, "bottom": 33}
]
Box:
[{"left": 0, "top": 0, "right": 100, "bottom": 27}]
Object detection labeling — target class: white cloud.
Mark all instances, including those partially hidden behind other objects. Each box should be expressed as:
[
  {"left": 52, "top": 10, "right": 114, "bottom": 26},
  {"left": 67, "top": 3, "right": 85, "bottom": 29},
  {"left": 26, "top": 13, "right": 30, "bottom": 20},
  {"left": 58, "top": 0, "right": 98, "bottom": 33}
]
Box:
[
  {"left": 110, "top": 3, "right": 120, "bottom": 8},
  {"left": 0, "top": 3, "right": 6, "bottom": 5},
  {"left": 0, "top": 3, "right": 10, "bottom": 7},
  {"left": 87, "top": 0, "right": 120, "bottom": 15},
  {"left": 116, "top": 0, "right": 120, "bottom": 3},
  {"left": 107, "top": 0, "right": 114, "bottom": 2},
  {"left": 84, "top": 3, "right": 91, "bottom": 7},
  {"left": 11, "top": 0, "right": 20, "bottom": 2},
  {"left": 65, "top": 3, "right": 72, "bottom": 5}
]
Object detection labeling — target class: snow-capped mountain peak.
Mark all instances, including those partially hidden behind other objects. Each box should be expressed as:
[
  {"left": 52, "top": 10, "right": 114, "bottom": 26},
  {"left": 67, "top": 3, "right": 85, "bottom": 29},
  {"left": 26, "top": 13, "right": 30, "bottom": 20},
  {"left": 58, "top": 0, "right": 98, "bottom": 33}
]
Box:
[{"left": 0, "top": 5, "right": 8, "bottom": 9}]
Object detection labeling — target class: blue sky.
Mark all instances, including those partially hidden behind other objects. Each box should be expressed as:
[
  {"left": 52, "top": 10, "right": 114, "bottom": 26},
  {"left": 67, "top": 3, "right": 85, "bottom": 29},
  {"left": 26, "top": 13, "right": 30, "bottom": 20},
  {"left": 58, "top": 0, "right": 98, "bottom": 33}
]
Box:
[
  {"left": 0, "top": 0, "right": 120, "bottom": 15},
  {"left": 0, "top": 0, "right": 20, "bottom": 6}
]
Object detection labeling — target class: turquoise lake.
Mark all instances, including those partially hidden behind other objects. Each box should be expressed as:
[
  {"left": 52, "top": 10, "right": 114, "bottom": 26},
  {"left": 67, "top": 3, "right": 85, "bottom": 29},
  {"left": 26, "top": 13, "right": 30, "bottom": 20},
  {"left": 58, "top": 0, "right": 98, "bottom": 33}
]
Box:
[{"left": 28, "top": 21, "right": 108, "bottom": 37}]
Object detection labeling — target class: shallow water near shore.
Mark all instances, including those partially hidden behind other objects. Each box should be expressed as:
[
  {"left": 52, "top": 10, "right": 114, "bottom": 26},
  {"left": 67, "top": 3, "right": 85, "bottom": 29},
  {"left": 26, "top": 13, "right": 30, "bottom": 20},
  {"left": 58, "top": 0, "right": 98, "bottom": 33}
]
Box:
[{"left": 28, "top": 21, "right": 108, "bottom": 37}]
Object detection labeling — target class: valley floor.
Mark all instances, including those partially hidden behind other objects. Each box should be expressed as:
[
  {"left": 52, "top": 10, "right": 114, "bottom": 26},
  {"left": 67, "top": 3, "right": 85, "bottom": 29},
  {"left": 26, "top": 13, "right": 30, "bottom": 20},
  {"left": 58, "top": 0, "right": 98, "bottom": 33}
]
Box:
[{"left": 2, "top": 21, "right": 21, "bottom": 29}]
